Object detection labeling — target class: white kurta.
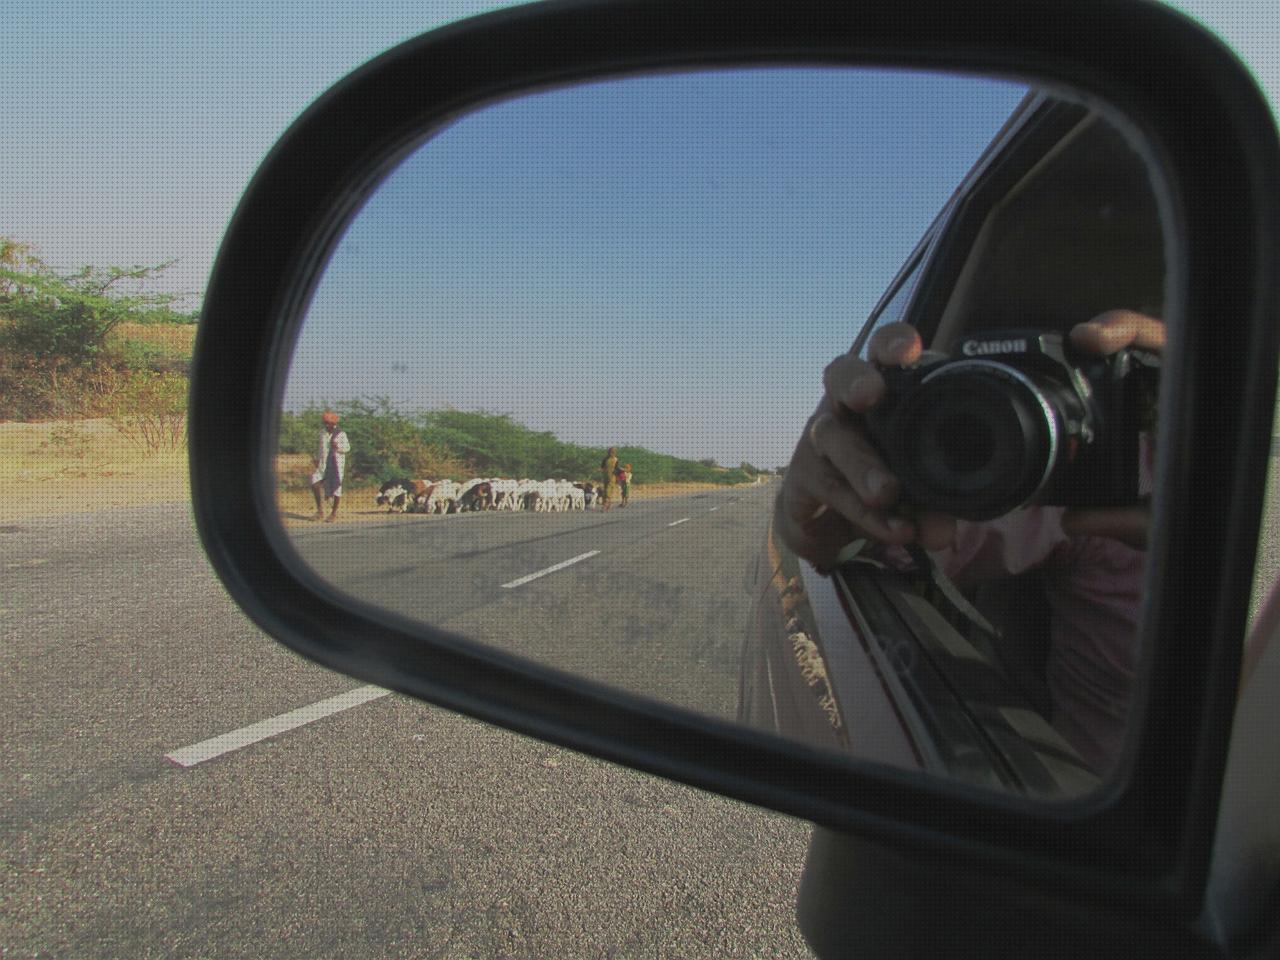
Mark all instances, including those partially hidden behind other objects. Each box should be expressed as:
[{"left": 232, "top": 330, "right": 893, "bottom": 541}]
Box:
[{"left": 310, "top": 428, "right": 350, "bottom": 497}]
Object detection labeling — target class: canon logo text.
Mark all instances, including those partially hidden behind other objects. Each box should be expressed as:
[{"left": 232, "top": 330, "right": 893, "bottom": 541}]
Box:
[{"left": 962, "top": 338, "right": 1028, "bottom": 357}]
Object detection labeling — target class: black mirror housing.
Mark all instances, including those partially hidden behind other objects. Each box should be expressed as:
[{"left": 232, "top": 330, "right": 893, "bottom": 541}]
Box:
[{"left": 190, "top": 0, "right": 1280, "bottom": 952}]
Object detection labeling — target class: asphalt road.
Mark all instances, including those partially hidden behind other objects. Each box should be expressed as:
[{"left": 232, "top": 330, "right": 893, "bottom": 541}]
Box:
[
  {"left": 288, "top": 486, "right": 775, "bottom": 722},
  {"left": 7, "top": 470, "right": 1280, "bottom": 960},
  {"left": 1, "top": 494, "right": 815, "bottom": 960}
]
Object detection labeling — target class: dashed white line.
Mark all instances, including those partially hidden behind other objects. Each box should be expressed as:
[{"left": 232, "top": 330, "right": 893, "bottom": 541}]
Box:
[
  {"left": 164, "top": 685, "right": 391, "bottom": 767},
  {"left": 501, "top": 550, "right": 600, "bottom": 588},
  {"left": 667, "top": 518, "right": 691, "bottom": 527}
]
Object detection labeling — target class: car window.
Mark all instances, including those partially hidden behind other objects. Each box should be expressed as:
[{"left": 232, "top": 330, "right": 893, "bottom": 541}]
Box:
[{"left": 854, "top": 248, "right": 928, "bottom": 357}]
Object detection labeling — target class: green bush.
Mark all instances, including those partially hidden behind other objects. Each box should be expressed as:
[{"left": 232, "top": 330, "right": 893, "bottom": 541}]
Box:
[
  {"left": 109, "top": 338, "right": 192, "bottom": 375},
  {"left": 278, "top": 398, "right": 754, "bottom": 488},
  {"left": 126, "top": 304, "right": 199, "bottom": 325},
  {"left": 280, "top": 400, "right": 469, "bottom": 483},
  {"left": 0, "top": 261, "right": 186, "bottom": 366},
  {"left": 0, "top": 238, "right": 197, "bottom": 420}
]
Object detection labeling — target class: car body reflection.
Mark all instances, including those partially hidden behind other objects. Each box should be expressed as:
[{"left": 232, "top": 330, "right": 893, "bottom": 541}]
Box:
[
  {"left": 741, "top": 519, "right": 1100, "bottom": 796},
  {"left": 740, "top": 89, "right": 1166, "bottom": 798}
]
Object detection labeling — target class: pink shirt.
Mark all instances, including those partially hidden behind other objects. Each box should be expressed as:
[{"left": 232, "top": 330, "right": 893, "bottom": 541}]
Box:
[{"left": 928, "top": 508, "right": 1143, "bottom": 772}]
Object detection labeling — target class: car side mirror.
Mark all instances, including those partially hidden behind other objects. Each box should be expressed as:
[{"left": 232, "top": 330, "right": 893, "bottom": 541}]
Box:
[{"left": 189, "top": 2, "right": 1280, "bottom": 957}]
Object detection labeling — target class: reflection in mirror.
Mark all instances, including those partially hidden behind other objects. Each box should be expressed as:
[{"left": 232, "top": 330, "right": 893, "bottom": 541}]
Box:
[{"left": 277, "top": 68, "right": 1168, "bottom": 800}]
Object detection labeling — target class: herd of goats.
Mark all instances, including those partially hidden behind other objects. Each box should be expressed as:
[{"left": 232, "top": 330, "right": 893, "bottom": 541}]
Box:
[{"left": 375, "top": 476, "right": 602, "bottom": 514}]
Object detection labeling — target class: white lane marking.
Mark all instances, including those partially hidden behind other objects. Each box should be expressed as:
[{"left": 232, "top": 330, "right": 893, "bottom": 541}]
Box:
[
  {"left": 501, "top": 550, "right": 600, "bottom": 589},
  {"left": 165, "top": 685, "right": 391, "bottom": 767},
  {"left": 667, "top": 518, "right": 691, "bottom": 527}
]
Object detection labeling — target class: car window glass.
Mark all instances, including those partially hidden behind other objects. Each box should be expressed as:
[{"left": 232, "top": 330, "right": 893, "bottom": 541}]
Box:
[{"left": 855, "top": 253, "right": 926, "bottom": 356}]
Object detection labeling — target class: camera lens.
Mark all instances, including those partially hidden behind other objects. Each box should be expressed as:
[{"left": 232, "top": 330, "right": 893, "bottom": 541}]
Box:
[
  {"left": 887, "top": 362, "right": 1062, "bottom": 520},
  {"left": 935, "top": 415, "right": 996, "bottom": 477}
]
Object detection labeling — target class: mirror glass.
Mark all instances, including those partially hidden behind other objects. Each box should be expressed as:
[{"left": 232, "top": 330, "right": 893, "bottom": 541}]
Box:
[{"left": 277, "top": 68, "right": 1169, "bottom": 799}]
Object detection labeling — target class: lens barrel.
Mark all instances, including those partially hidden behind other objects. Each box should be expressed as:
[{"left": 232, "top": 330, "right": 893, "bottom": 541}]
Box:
[{"left": 887, "top": 361, "right": 1067, "bottom": 520}]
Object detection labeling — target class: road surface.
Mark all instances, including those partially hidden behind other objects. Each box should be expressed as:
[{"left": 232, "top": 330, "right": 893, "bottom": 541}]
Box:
[
  {"left": 1, "top": 495, "right": 814, "bottom": 960},
  {"left": 7, "top": 468, "right": 1280, "bottom": 959},
  {"left": 287, "top": 485, "right": 774, "bottom": 722}
]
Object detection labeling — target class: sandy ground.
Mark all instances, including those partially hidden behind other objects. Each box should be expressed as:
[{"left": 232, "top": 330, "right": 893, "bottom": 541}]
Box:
[
  {"left": 0, "top": 421, "right": 766, "bottom": 522},
  {"left": 0, "top": 419, "right": 190, "bottom": 520}
]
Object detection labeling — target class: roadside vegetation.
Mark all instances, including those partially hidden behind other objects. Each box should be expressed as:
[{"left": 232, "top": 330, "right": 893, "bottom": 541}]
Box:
[
  {"left": 0, "top": 237, "right": 196, "bottom": 443},
  {"left": 1, "top": 237, "right": 766, "bottom": 514},
  {"left": 278, "top": 399, "right": 768, "bottom": 489}
]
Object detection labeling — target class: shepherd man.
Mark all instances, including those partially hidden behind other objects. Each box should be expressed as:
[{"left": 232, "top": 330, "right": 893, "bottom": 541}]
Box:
[{"left": 310, "top": 410, "right": 351, "bottom": 522}]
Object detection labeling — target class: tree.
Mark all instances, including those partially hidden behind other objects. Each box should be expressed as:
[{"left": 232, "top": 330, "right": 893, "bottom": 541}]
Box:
[{"left": 0, "top": 238, "right": 194, "bottom": 371}]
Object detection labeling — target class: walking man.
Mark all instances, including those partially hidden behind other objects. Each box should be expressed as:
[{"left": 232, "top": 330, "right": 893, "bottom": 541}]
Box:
[{"left": 310, "top": 410, "right": 350, "bottom": 522}]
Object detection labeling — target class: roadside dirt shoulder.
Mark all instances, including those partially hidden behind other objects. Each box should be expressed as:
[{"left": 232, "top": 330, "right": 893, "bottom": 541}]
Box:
[
  {"left": 0, "top": 420, "right": 189, "bottom": 520},
  {"left": 2, "top": 421, "right": 770, "bottom": 522}
]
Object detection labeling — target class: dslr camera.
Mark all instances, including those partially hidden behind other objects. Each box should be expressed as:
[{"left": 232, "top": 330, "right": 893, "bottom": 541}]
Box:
[{"left": 863, "top": 329, "right": 1159, "bottom": 521}]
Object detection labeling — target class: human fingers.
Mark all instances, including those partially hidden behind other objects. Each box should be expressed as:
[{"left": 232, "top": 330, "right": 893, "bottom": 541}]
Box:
[
  {"left": 786, "top": 429, "right": 915, "bottom": 547},
  {"left": 774, "top": 488, "right": 859, "bottom": 573},
  {"left": 866, "top": 322, "right": 924, "bottom": 367},
  {"left": 1069, "top": 310, "right": 1165, "bottom": 356},
  {"left": 823, "top": 353, "right": 888, "bottom": 415},
  {"left": 808, "top": 410, "right": 901, "bottom": 511},
  {"left": 821, "top": 325, "right": 923, "bottom": 415},
  {"left": 776, "top": 438, "right": 856, "bottom": 571}
]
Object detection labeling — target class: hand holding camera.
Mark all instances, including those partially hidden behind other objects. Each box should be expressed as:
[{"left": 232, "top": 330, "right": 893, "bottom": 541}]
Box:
[{"left": 777, "top": 311, "right": 1164, "bottom": 570}]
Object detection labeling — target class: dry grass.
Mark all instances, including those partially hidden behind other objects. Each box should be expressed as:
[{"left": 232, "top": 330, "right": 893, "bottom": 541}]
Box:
[
  {"left": 275, "top": 453, "right": 315, "bottom": 484},
  {"left": 108, "top": 323, "right": 197, "bottom": 356},
  {"left": 0, "top": 419, "right": 189, "bottom": 519}
]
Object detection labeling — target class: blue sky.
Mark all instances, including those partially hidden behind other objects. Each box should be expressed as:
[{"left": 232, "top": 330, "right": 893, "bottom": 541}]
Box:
[
  {"left": 283, "top": 68, "right": 1024, "bottom": 467},
  {"left": 4, "top": 1, "right": 1278, "bottom": 468}
]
